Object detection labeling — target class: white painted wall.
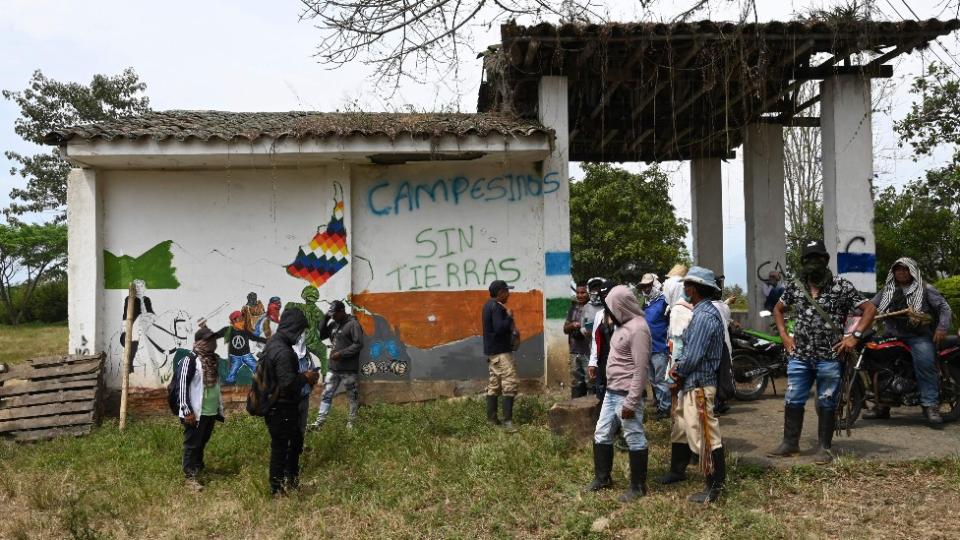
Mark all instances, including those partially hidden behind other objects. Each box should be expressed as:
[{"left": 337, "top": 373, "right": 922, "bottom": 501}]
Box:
[{"left": 96, "top": 166, "right": 352, "bottom": 388}]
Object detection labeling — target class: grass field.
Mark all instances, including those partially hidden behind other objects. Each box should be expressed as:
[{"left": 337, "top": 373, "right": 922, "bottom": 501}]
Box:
[
  {"left": 2, "top": 324, "right": 960, "bottom": 538},
  {"left": 0, "top": 322, "right": 68, "bottom": 366}
]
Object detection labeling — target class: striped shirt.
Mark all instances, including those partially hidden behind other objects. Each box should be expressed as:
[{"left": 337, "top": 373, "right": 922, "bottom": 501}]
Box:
[{"left": 674, "top": 300, "right": 725, "bottom": 390}]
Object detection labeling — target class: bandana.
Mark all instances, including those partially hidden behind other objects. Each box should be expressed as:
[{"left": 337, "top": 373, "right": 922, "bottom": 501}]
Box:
[
  {"left": 643, "top": 277, "right": 663, "bottom": 302},
  {"left": 192, "top": 339, "right": 220, "bottom": 388},
  {"left": 876, "top": 257, "right": 925, "bottom": 314}
]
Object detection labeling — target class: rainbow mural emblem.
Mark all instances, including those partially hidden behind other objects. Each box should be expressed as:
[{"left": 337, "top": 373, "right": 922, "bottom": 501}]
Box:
[{"left": 286, "top": 184, "right": 349, "bottom": 288}]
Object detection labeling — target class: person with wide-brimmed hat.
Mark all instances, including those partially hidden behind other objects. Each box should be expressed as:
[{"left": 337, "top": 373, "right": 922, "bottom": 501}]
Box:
[
  {"left": 661, "top": 266, "right": 727, "bottom": 504},
  {"left": 767, "top": 239, "right": 876, "bottom": 464}
]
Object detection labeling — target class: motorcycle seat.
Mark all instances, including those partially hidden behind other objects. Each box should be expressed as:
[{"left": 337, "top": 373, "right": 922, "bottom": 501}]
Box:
[{"left": 939, "top": 335, "right": 959, "bottom": 352}]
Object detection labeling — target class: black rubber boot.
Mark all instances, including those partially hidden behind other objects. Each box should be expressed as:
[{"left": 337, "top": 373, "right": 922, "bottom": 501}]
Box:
[
  {"left": 688, "top": 447, "right": 725, "bottom": 504},
  {"left": 571, "top": 382, "right": 588, "bottom": 399},
  {"left": 486, "top": 395, "right": 501, "bottom": 425},
  {"left": 657, "top": 443, "right": 692, "bottom": 484},
  {"left": 502, "top": 395, "right": 517, "bottom": 432},
  {"left": 924, "top": 406, "right": 944, "bottom": 426},
  {"left": 584, "top": 443, "right": 614, "bottom": 491},
  {"left": 767, "top": 406, "right": 804, "bottom": 457},
  {"left": 814, "top": 407, "right": 835, "bottom": 465},
  {"left": 619, "top": 449, "right": 648, "bottom": 502}
]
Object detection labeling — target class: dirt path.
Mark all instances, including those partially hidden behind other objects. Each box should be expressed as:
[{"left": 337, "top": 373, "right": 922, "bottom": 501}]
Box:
[{"left": 721, "top": 378, "right": 960, "bottom": 467}]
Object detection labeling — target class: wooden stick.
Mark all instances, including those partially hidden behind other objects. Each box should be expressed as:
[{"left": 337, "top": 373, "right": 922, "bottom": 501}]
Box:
[{"left": 119, "top": 283, "right": 136, "bottom": 431}]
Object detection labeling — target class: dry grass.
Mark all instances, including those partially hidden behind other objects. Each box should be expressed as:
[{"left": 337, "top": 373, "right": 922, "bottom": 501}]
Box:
[{"left": 0, "top": 322, "right": 68, "bottom": 366}]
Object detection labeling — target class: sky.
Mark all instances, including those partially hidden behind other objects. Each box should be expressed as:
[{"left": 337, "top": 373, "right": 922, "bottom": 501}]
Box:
[{"left": 2, "top": 0, "right": 958, "bottom": 287}]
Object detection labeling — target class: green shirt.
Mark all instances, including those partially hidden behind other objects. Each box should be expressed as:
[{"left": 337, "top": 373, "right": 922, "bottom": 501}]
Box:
[{"left": 201, "top": 383, "right": 221, "bottom": 416}]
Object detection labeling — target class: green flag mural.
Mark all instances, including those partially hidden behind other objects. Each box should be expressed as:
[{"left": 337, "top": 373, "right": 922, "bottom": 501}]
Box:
[{"left": 104, "top": 240, "right": 180, "bottom": 289}]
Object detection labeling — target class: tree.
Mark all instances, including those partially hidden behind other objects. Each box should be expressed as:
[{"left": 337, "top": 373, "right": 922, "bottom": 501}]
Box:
[
  {"left": 0, "top": 222, "right": 67, "bottom": 325},
  {"left": 298, "top": 0, "right": 746, "bottom": 88},
  {"left": 3, "top": 68, "right": 150, "bottom": 220},
  {"left": 570, "top": 163, "right": 688, "bottom": 283}
]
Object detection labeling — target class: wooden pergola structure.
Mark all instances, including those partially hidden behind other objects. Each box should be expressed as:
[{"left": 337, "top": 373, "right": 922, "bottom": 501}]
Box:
[{"left": 479, "top": 18, "right": 960, "bottom": 162}]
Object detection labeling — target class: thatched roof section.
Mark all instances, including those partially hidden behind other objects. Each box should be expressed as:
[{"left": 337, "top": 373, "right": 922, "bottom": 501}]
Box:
[
  {"left": 44, "top": 110, "right": 551, "bottom": 145},
  {"left": 479, "top": 18, "right": 960, "bottom": 162}
]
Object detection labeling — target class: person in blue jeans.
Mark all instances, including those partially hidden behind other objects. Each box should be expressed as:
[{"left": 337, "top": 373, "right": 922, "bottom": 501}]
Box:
[
  {"left": 768, "top": 240, "right": 876, "bottom": 464},
  {"left": 638, "top": 273, "right": 671, "bottom": 419},
  {"left": 867, "top": 257, "right": 953, "bottom": 425},
  {"left": 207, "top": 311, "right": 266, "bottom": 384}
]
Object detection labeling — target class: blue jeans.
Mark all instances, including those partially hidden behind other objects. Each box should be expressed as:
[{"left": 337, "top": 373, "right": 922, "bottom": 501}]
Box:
[
  {"left": 784, "top": 357, "right": 842, "bottom": 410},
  {"left": 649, "top": 352, "right": 671, "bottom": 413},
  {"left": 226, "top": 353, "right": 257, "bottom": 383},
  {"left": 593, "top": 391, "right": 647, "bottom": 451},
  {"left": 903, "top": 336, "right": 940, "bottom": 407}
]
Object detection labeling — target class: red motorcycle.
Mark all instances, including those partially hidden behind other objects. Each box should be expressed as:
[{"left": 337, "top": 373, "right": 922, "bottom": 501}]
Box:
[{"left": 839, "top": 330, "right": 960, "bottom": 428}]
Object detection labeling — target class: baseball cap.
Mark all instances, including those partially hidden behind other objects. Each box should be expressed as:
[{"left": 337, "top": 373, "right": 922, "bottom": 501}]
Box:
[
  {"left": 229, "top": 310, "right": 243, "bottom": 322},
  {"left": 801, "top": 239, "right": 829, "bottom": 260},
  {"left": 488, "top": 280, "right": 515, "bottom": 297}
]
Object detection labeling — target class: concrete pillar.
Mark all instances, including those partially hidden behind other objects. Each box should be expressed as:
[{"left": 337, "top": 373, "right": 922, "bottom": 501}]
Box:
[
  {"left": 538, "top": 76, "right": 571, "bottom": 388},
  {"left": 743, "top": 123, "right": 787, "bottom": 330},
  {"left": 66, "top": 168, "right": 102, "bottom": 355},
  {"left": 690, "top": 158, "right": 724, "bottom": 275},
  {"left": 821, "top": 75, "right": 877, "bottom": 294}
]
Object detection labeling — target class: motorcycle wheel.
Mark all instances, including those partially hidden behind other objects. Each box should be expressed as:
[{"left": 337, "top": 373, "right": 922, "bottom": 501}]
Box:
[
  {"left": 839, "top": 376, "right": 864, "bottom": 430},
  {"left": 940, "top": 364, "right": 960, "bottom": 423},
  {"left": 732, "top": 351, "right": 768, "bottom": 401}
]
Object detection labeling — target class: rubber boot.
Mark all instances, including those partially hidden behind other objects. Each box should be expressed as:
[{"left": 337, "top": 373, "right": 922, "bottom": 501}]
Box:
[
  {"left": 688, "top": 447, "right": 725, "bottom": 504},
  {"left": 485, "top": 395, "right": 501, "bottom": 425},
  {"left": 767, "top": 406, "right": 804, "bottom": 457},
  {"left": 502, "top": 395, "right": 517, "bottom": 432},
  {"left": 814, "top": 407, "right": 835, "bottom": 465},
  {"left": 584, "top": 443, "right": 614, "bottom": 491},
  {"left": 619, "top": 449, "right": 648, "bottom": 502},
  {"left": 657, "top": 443, "right": 692, "bottom": 484},
  {"left": 924, "top": 406, "right": 944, "bottom": 426}
]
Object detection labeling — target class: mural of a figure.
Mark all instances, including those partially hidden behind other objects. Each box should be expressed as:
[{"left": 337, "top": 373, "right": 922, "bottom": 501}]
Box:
[
  {"left": 241, "top": 292, "right": 266, "bottom": 335},
  {"left": 256, "top": 296, "right": 281, "bottom": 339},
  {"left": 207, "top": 310, "right": 267, "bottom": 384},
  {"left": 119, "top": 279, "right": 154, "bottom": 373},
  {"left": 285, "top": 285, "right": 329, "bottom": 376}
]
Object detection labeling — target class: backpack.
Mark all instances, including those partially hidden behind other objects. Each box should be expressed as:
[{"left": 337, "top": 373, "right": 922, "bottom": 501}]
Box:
[
  {"left": 167, "top": 352, "right": 196, "bottom": 415},
  {"left": 715, "top": 343, "right": 736, "bottom": 401},
  {"left": 246, "top": 352, "right": 280, "bottom": 416}
]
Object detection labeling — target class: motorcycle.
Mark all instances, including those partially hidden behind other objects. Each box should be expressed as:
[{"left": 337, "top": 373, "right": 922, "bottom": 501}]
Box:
[
  {"left": 730, "top": 311, "right": 791, "bottom": 401},
  {"left": 838, "top": 310, "right": 960, "bottom": 428}
]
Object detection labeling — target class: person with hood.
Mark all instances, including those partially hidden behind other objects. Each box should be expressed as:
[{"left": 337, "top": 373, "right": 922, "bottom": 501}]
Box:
[
  {"left": 584, "top": 285, "right": 652, "bottom": 503},
  {"left": 260, "top": 308, "right": 320, "bottom": 495},
  {"left": 639, "top": 273, "right": 671, "bottom": 419},
  {"left": 661, "top": 266, "right": 727, "bottom": 503},
  {"left": 867, "top": 257, "right": 953, "bottom": 424},
  {"left": 564, "top": 281, "right": 592, "bottom": 398},
  {"left": 310, "top": 300, "right": 365, "bottom": 430},
  {"left": 768, "top": 240, "right": 875, "bottom": 464},
  {"left": 662, "top": 264, "right": 688, "bottom": 312},
  {"left": 177, "top": 327, "right": 225, "bottom": 492}
]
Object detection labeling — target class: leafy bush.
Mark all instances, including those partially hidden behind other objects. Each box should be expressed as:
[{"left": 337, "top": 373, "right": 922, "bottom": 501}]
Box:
[
  {"left": 0, "top": 278, "right": 67, "bottom": 324},
  {"left": 933, "top": 276, "right": 960, "bottom": 331}
]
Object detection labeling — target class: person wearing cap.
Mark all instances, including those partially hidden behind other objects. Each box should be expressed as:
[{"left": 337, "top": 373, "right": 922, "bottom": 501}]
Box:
[
  {"left": 177, "top": 328, "right": 225, "bottom": 492},
  {"left": 639, "top": 273, "right": 671, "bottom": 419},
  {"left": 564, "top": 280, "right": 592, "bottom": 398},
  {"left": 309, "top": 300, "right": 365, "bottom": 430},
  {"left": 584, "top": 284, "right": 652, "bottom": 503},
  {"left": 867, "top": 257, "right": 952, "bottom": 425},
  {"left": 206, "top": 311, "right": 267, "bottom": 384},
  {"left": 482, "top": 279, "right": 519, "bottom": 430},
  {"left": 768, "top": 239, "right": 876, "bottom": 464},
  {"left": 661, "top": 266, "right": 727, "bottom": 503}
]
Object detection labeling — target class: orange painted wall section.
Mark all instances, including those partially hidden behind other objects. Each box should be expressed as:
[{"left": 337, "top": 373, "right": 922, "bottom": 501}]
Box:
[{"left": 352, "top": 290, "right": 545, "bottom": 349}]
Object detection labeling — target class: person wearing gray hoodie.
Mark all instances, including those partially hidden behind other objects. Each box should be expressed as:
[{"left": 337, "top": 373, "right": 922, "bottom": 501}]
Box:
[
  {"left": 309, "top": 300, "right": 365, "bottom": 430},
  {"left": 584, "top": 285, "right": 652, "bottom": 503}
]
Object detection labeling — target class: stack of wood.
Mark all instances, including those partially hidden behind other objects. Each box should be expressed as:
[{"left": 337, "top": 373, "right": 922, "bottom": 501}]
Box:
[{"left": 0, "top": 353, "right": 105, "bottom": 442}]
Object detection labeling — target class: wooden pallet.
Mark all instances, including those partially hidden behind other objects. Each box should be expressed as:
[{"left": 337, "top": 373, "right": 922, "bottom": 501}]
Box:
[{"left": 0, "top": 353, "right": 105, "bottom": 442}]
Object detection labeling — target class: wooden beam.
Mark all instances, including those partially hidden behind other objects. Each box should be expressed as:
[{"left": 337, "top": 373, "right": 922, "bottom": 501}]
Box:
[
  {"left": 867, "top": 38, "right": 925, "bottom": 67},
  {"left": 791, "top": 64, "right": 893, "bottom": 79},
  {"left": 588, "top": 44, "right": 650, "bottom": 121},
  {"left": 759, "top": 116, "right": 821, "bottom": 127},
  {"left": 631, "top": 40, "right": 705, "bottom": 121},
  {"left": 523, "top": 39, "right": 540, "bottom": 69},
  {"left": 601, "top": 129, "right": 620, "bottom": 148}
]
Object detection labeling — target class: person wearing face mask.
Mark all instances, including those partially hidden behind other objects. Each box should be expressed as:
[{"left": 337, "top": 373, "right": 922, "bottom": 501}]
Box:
[
  {"left": 564, "top": 281, "right": 592, "bottom": 398},
  {"left": 177, "top": 328, "right": 225, "bottom": 492},
  {"left": 768, "top": 239, "right": 876, "bottom": 464},
  {"left": 639, "top": 273, "right": 671, "bottom": 420},
  {"left": 867, "top": 258, "right": 953, "bottom": 425}
]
